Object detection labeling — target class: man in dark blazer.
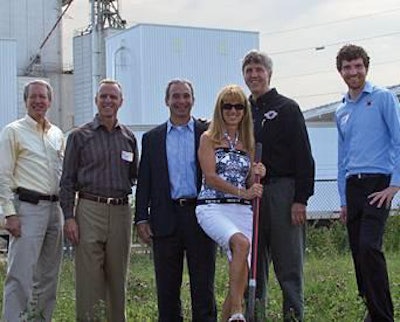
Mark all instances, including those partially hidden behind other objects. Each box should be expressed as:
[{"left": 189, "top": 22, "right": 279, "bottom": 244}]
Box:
[{"left": 135, "top": 79, "right": 217, "bottom": 322}]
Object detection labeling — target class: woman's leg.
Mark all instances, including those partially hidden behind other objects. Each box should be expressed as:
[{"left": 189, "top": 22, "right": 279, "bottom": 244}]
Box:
[
  {"left": 226, "top": 232, "right": 250, "bottom": 320},
  {"left": 221, "top": 295, "right": 231, "bottom": 322}
]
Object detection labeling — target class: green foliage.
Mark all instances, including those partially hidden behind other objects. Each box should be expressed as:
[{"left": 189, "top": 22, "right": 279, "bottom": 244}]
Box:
[
  {"left": 384, "top": 214, "right": 400, "bottom": 252},
  {"left": 306, "top": 220, "right": 349, "bottom": 257},
  {"left": 306, "top": 215, "right": 400, "bottom": 256},
  {"left": 53, "top": 257, "right": 75, "bottom": 321}
]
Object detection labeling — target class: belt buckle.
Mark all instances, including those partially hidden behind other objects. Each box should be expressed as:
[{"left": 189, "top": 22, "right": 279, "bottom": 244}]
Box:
[
  {"left": 357, "top": 173, "right": 362, "bottom": 179},
  {"left": 106, "top": 197, "right": 114, "bottom": 205},
  {"left": 179, "top": 199, "right": 186, "bottom": 207}
]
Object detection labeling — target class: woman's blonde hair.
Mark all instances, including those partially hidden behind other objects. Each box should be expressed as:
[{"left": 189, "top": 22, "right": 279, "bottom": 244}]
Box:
[{"left": 207, "top": 84, "right": 255, "bottom": 156}]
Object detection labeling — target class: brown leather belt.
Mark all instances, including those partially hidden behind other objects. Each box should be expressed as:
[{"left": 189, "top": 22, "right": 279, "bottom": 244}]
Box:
[{"left": 78, "top": 191, "right": 129, "bottom": 205}]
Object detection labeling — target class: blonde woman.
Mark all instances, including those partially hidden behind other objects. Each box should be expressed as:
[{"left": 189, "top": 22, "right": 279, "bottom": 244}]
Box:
[{"left": 196, "top": 85, "right": 266, "bottom": 322}]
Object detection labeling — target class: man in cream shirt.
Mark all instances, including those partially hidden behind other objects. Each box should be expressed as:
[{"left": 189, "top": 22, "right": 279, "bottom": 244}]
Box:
[{"left": 0, "top": 80, "right": 64, "bottom": 321}]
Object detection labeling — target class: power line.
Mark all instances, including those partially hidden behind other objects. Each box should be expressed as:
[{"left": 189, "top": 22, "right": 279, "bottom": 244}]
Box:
[
  {"left": 283, "top": 59, "right": 400, "bottom": 99},
  {"left": 293, "top": 92, "right": 342, "bottom": 99},
  {"left": 276, "top": 69, "right": 334, "bottom": 81},
  {"left": 275, "top": 58, "right": 400, "bottom": 81},
  {"left": 267, "top": 30, "right": 400, "bottom": 56},
  {"left": 261, "top": 7, "right": 400, "bottom": 36},
  {"left": 293, "top": 80, "right": 400, "bottom": 100}
]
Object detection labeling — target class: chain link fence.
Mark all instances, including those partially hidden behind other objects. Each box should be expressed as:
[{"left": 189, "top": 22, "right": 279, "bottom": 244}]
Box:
[{"left": 307, "top": 179, "right": 400, "bottom": 220}]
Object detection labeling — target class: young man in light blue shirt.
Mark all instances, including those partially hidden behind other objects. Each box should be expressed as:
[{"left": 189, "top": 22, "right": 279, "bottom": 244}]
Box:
[{"left": 335, "top": 44, "right": 400, "bottom": 322}]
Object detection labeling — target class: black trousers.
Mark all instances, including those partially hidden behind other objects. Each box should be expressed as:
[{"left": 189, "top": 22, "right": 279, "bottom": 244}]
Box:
[
  {"left": 152, "top": 204, "right": 217, "bottom": 322},
  {"left": 346, "top": 175, "right": 394, "bottom": 322}
]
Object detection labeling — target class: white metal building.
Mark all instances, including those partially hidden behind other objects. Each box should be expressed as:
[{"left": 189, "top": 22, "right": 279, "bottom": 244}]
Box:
[
  {"left": 0, "top": 0, "right": 62, "bottom": 76},
  {"left": 72, "top": 23, "right": 257, "bottom": 149},
  {"left": 104, "top": 23, "right": 258, "bottom": 131},
  {"left": 0, "top": 0, "right": 71, "bottom": 129},
  {"left": 0, "top": 39, "right": 17, "bottom": 128},
  {"left": 306, "top": 123, "right": 340, "bottom": 218},
  {"left": 73, "top": 24, "right": 259, "bottom": 129}
]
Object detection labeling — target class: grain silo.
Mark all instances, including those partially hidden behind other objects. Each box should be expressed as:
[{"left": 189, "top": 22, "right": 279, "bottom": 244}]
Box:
[{"left": 0, "top": 0, "right": 73, "bottom": 130}]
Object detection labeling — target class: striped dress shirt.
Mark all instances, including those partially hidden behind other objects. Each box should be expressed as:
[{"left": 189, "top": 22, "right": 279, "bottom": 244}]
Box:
[{"left": 60, "top": 115, "right": 138, "bottom": 219}]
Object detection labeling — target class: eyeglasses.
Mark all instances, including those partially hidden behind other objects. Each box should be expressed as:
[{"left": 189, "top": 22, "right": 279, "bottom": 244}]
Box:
[{"left": 221, "top": 103, "right": 245, "bottom": 111}]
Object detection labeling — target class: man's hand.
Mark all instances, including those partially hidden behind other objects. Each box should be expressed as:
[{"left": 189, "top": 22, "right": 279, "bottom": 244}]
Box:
[
  {"left": 64, "top": 218, "right": 79, "bottom": 245},
  {"left": 5, "top": 215, "right": 21, "bottom": 237},
  {"left": 291, "top": 203, "right": 306, "bottom": 226},
  {"left": 253, "top": 162, "right": 266, "bottom": 178},
  {"left": 340, "top": 206, "right": 347, "bottom": 224},
  {"left": 136, "top": 222, "right": 153, "bottom": 245},
  {"left": 368, "top": 186, "right": 400, "bottom": 209}
]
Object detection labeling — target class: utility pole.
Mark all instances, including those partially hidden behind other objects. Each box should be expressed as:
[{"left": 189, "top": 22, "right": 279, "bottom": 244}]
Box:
[{"left": 90, "top": 0, "right": 126, "bottom": 111}]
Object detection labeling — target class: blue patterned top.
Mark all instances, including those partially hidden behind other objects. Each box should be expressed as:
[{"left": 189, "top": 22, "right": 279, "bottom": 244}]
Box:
[{"left": 198, "top": 147, "right": 251, "bottom": 200}]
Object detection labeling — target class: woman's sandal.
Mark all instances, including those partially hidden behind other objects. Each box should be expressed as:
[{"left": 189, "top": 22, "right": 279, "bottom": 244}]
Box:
[{"left": 228, "top": 312, "right": 246, "bottom": 322}]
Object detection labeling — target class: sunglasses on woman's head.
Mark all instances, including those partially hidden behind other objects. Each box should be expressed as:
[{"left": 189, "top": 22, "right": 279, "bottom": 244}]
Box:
[{"left": 221, "top": 103, "right": 245, "bottom": 111}]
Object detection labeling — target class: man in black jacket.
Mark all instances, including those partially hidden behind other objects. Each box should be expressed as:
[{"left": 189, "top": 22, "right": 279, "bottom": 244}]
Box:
[
  {"left": 135, "top": 79, "right": 216, "bottom": 322},
  {"left": 242, "top": 50, "right": 315, "bottom": 322}
]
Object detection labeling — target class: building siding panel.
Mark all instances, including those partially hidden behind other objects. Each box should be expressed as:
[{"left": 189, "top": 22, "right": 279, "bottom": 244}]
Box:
[{"left": 0, "top": 39, "right": 17, "bottom": 129}]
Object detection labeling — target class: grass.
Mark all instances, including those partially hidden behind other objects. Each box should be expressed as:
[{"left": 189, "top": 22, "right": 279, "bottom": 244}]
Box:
[{"left": 0, "top": 216, "right": 399, "bottom": 321}]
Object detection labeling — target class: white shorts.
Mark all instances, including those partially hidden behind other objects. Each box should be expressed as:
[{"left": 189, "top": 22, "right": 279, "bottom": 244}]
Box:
[{"left": 196, "top": 203, "right": 253, "bottom": 265}]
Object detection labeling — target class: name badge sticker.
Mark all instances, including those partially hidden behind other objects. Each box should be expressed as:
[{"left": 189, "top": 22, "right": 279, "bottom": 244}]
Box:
[{"left": 121, "top": 150, "right": 134, "bottom": 162}]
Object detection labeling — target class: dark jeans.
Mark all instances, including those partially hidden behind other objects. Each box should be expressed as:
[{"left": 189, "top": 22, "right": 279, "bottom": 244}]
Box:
[
  {"left": 152, "top": 204, "right": 217, "bottom": 322},
  {"left": 346, "top": 174, "right": 394, "bottom": 322}
]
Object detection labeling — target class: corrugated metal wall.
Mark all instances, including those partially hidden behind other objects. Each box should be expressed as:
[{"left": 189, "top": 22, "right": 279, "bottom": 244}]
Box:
[
  {"left": 0, "top": 41, "right": 61, "bottom": 129},
  {"left": 0, "top": 39, "right": 17, "bottom": 129},
  {"left": 0, "top": 0, "right": 67, "bottom": 129},
  {"left": 0, "top": 0, "right": 62, "bottom": 75},
  {"left": 105, "top": 24, "right": 259, "bottom": 126},
  {"left": 73, "top": 34, "right": 95, "bottom": 126}
]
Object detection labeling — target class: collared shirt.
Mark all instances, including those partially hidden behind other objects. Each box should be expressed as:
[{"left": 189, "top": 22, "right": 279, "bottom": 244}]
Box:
[
  {"left": 60, "top": 114, "right": 138, "bottom": 219},
  {"left": 0, "top": 114, "right": 64, "bottom": 216},
  {"left": 166, "top": 118, "right": 197, "bottom": 199},
  {"left": 336, "top": 81, "right": 400, "bottom": 206}
]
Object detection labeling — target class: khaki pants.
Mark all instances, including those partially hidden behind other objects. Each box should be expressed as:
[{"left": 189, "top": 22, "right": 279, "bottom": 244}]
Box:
[
  {"left": 2, "top": 200, "right": 63, "bottom": 322},
  {"left": 75, "top": 198, "right": 132, "bottom": 322}
]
